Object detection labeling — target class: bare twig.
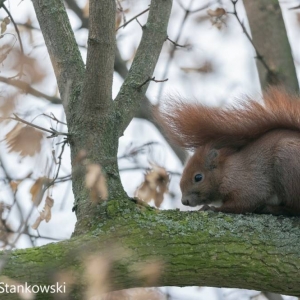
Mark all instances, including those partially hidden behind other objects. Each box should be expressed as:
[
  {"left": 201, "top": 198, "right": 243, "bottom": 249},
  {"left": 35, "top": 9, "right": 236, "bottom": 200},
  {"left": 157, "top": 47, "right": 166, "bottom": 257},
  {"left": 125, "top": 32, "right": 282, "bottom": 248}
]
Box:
[
  {"left": 47, "top": 138, "right": 68, "bottom": 188},
  {"left": 2, "top": 4, "right": 25, "bottom": 78},
  {"left": 0, "top": 76, "right": 62, "bottom": 104},
  {"left": 136, "top": 18, "right": 143, "bottom": 28},
  {"left": 228, "top": 0, "right": 277, "bottom": 79},
  {"left": 157, "top": 0, "right": 195, "bottom": 99},
  {"left": 137, "top": 76, "right": 168, "bottom": 90},
  {"left": 116, "top": 7, "right": 150, "bottom": 31},
  {"left": 42, "top": 113, "right": 67, "bottom": 125},
  {"left": 117, "top": 0, "right": 126, "bottom": 24},
  {"left": 166, "top": 37, "right": 186, "bottom": 47},
  {"left": 0, "top": 114, "right": 69, "bottom": 137}
]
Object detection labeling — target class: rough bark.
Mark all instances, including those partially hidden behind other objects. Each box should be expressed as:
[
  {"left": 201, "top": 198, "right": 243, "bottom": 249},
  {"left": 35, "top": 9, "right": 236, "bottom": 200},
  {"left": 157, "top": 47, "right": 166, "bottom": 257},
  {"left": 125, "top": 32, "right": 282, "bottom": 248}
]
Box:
[
  {"left": 32, "top": 0, "right": 85, "bottom": 105},
  {"left": 243, "top": 0, "right": 299, "bottom": 91},
  {"left": 1, "top": 200, "right": 300, "bottom": 299}
]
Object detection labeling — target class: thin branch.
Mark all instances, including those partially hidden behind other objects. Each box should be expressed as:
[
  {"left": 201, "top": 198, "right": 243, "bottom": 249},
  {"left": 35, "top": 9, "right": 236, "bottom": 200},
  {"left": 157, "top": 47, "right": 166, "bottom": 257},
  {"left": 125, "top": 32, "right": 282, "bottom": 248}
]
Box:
[
  {"left": 0, "top": 114, "right": 69, "bottom": 137},
  {"left": 42, "top": 113, "right": 67, "bottom": 125},
  {"left": 137, "top": 76, "right": 168, "bottom": 90},
  {"left": 47, "top": 139, "right": 68, "bottom": 188},
  {"left": 2, "top": 4, "right": 25, "bottom": 78},
  {"left": 166, "top": 37, "right": 186, "bottom": 48},
  {"left": 228, "top": 0, "right": 277, "bottom": 77},
  {"left": 115, "top": 0, "right": 173, "bottom": 136},
  {"left": 0, "top": 76, "right": 62, "bottom": 104},
  {"left": 116, "top": 7, "right": 150, "bottom": 31},
  {"left": 157, "top": 0, "right": 196, "bottom": 100},
  {"left": 117, "top": 0, "right": 126, "bottom": 24},
  {"left": 136, "top": 18, "right": 143, "bottom": 29}
]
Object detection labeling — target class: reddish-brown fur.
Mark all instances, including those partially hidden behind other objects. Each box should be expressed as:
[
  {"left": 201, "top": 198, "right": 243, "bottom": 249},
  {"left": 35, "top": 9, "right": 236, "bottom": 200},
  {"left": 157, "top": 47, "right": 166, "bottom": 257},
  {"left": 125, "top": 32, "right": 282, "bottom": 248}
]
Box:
[{"left": 156, "top": 88, "right": 300, "bottom": 215}]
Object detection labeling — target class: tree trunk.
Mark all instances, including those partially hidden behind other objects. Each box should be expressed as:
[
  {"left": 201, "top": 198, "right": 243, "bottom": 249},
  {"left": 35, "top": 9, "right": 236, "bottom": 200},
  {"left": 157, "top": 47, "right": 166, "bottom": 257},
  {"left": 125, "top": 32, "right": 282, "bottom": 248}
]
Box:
[{"left": 243, "top": 0, "right": 299, "bottom": 91}]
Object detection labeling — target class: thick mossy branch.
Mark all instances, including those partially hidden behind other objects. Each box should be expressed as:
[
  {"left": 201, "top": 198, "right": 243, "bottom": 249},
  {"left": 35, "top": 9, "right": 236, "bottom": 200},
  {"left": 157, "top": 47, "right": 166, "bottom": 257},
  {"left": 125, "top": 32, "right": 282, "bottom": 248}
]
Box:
[{"left": 1, "top": 199, "right": 300, "bottom": 299}]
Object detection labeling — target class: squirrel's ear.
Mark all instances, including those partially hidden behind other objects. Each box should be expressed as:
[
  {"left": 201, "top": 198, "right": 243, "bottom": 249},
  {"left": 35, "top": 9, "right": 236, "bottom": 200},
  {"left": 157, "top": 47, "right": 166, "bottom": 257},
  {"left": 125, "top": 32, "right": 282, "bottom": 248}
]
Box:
[{"left": 205, "top": 149, "right": 218, "bottom": 170}]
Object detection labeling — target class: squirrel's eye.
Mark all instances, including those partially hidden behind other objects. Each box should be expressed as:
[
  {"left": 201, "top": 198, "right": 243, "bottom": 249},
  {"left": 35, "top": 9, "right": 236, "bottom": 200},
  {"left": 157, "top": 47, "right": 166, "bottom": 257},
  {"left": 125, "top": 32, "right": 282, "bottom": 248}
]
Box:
[{"left": 194, "top": 174, "right": 203, "bottom": 182}]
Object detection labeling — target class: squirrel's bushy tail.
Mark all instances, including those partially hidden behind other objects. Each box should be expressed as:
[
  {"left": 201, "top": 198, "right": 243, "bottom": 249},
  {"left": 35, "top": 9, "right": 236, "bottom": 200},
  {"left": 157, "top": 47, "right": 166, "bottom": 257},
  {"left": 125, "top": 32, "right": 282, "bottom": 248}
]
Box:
[{"left": 155, "top": 88, "right": 300, "bottom": 149}]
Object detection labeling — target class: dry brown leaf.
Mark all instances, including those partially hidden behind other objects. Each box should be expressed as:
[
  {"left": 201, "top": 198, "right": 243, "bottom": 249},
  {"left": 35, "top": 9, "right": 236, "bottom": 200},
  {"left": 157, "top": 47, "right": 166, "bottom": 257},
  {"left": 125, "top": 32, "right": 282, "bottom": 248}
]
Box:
[
  {"left": 5, "top": 123, "right": 44, "bottom": 157},
  {"left": 102, "top": 288, "right": 165, "bottom": 300},
  {"left": 135, "top": 164, "right": 169, "bottom": 207},
  {"left": 54, "top": 270, "right": 76, "bottom": 297},
  {"left": 85, "top": 164, "right": 108, "bottom": 202},
  {"left": 207, "top": 8, "right": 227, "bottom": 29},
  {"left": 181, "top": 61, "right": 213, "bottom": 74},
  {"left": 31, "top": 215, "right": 43, "bottom": 230},
  {"left": 73, "top": 149, "right": 87, "bottom": 165},
  {"left": 31, "top": 196, "right": 54, "bottom": 230},
  {"left": 85, "top": 255, "right": 110, "bottom": 298},
  {"left": 0, "top": 96, "right": 16, "bottom": 118},
  {"left": 12, "top": 52, "right": 46, "bottom": 84},
  {"left": 0, "top": 17, "right": 9, "bottom": 34},
  {"left": 116, "top": 12, "right": 122, "bottom": 29},
  {"left": 130, "top": 288, "right": 165, "bottom": 300},
  {"left": 42, "top": 196, "right": 54, "bottom": 222},
  {"left": 207, "top": 8, "right": 226, "bottom": 17},
  {"left": 10, "top": 180, "right": 21, "bottom": 193},
  {"left": 24, "top": 17, "right": 34, "bottom": 45},
  {"left": 1, "top": 22, "right": 6, "bottom": 35},
  {"left": 0, "top": 276, "right": 34, "bottom": 300},
  {"left": 137, "top": 260, "right": 164, "bottom": 285},
  {"left": 29, "top": 177, "right": 49, "bottom": 206},
  {"left": 3, "top": 17, "right": 10, "bottom": 25},
  {"left": 83, "top": 0, "right": 89, "bottom": 18}
]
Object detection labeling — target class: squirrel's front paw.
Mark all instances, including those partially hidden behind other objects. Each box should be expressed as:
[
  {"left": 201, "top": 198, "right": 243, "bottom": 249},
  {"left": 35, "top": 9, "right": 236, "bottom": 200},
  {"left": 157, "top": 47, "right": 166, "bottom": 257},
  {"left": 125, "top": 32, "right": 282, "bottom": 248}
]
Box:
[{"left": 199, "top": 204, "right": 216, "bottom": 212}]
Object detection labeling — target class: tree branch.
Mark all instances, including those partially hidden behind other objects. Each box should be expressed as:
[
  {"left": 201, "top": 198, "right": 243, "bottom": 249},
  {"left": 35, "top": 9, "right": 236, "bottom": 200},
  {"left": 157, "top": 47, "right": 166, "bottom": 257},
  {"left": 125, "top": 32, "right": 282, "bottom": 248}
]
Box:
[
  {"left": 0, "top": 76, "right": 62, "bottom": 104},
  {"left": 1, "top": 200, "right": 300, "bottom": 299},
  {"left": 81, "top": 0, "right": 115, "bottom": 113},
  {"left": 32, "top": 0, "right": 85, "bottom": 107},
  {"left": 116, "top": 7, "right": 150, "bottom": 31},
  {"left": 243, "top": 0, "right": 299, "bottom": 91},
  {"left": 114, "top": 0, "right": 173, "bottom": 136}
]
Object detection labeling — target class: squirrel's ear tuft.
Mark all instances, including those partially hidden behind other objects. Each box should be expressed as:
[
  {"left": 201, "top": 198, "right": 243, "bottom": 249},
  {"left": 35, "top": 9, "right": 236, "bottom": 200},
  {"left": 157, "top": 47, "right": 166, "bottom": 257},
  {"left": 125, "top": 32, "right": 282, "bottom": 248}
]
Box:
[{"left": 205, "top": 149, "right": 219, "bottom": 170}]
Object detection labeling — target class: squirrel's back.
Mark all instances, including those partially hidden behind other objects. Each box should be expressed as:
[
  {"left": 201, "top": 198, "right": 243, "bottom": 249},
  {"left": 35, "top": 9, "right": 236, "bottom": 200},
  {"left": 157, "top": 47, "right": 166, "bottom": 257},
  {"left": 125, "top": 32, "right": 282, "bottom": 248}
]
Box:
[{"left": 156, "top": 88, "right": 300, "bottom": 149}]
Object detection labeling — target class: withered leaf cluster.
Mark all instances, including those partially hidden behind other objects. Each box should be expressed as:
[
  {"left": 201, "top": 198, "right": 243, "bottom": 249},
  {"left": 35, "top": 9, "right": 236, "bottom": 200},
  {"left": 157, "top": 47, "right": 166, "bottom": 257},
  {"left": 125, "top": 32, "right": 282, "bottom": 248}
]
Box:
[
  {"left": 31, "top": 196, "right": 54, "bottom": 230},
  {"left": 85, "top": 164, "right": 108, "bottom": 202},
  {"left": 0, "top": 17, "right": 10, "bottom": 35},
  {"left": 5, "top": 123, "right": 44, "bottom": 157},
  {"left": 30, "top": 177, "right": 50, "bottom": 206},
  {"left": 135, "top": 164, "right": 169, "bottom": 207},
  {"left": 207, "top": 7, "right": 227, "bottom": 29}
]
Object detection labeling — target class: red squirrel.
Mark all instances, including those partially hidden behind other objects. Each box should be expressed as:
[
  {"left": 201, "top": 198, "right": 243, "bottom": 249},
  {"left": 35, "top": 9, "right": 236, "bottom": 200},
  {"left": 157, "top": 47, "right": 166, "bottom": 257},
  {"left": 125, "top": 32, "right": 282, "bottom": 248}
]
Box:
[{"left": 156, "top": 88, "right": 300, "bottom": 215}]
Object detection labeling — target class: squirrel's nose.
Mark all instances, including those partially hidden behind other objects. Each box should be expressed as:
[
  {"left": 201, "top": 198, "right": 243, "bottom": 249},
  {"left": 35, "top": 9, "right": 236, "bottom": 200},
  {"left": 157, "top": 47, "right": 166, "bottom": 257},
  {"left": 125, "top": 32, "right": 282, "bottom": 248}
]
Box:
[{"left": 182, "top": 198, "right": 189, "bottom": 206}]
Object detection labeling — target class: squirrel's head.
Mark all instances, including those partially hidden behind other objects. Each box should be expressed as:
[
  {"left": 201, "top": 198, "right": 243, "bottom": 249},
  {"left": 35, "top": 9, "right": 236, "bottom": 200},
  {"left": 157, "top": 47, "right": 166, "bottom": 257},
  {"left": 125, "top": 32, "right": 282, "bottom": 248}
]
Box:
[{"left": 180, "top": 146, "right": 224, "bottom": 207}]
